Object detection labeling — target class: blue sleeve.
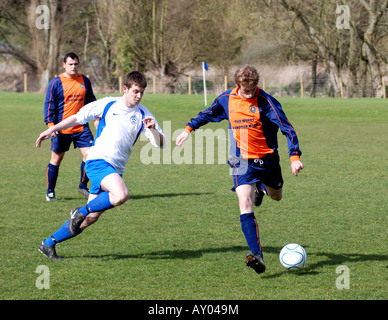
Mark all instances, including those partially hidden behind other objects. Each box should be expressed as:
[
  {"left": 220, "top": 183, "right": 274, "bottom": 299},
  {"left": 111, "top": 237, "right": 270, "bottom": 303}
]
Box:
[
  {"left": 82, "top": 75, "right": 96, "bottom": 105},
  {"left": 186, "top": 91, "right": 230, "bottom": 130},
  {"left": 43, "top": 77, "right": 61, "bottom": 125},
  {"left": 262, "top": 92, "right": 302, "bottom": 158}
]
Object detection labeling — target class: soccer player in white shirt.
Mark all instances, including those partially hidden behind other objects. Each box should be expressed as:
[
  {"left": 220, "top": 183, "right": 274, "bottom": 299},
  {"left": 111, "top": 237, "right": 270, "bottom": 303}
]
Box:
[{"left": 36, "top": 71, "right": 166, "bottom": 260}]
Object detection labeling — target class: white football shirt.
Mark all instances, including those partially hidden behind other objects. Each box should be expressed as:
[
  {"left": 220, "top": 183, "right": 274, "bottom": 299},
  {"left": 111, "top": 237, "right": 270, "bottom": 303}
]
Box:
[{"left": 76, "top": 96, "right": 166, "bottom": 174}]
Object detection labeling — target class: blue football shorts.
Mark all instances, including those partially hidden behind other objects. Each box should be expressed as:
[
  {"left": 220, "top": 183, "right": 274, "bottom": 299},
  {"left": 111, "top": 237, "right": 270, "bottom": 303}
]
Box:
[
  {"left": 85, "top": 159, "right": 121, "bottom": 194},
  {"left": 228, "top": 153, "right": 284, "bottom": 191},
  {"left": 51, "top": 126, "right": 94, "bottom": 153}
]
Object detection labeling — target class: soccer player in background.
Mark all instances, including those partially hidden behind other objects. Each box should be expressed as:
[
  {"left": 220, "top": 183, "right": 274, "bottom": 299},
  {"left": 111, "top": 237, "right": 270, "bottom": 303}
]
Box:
[
  {"left": 36, "top": 71, "right": 166, "bottom": 260},
  {"left": 176, "top": 65, "right": 304, "bottom": 274},
  {"left": 43, "top": 52, "right": 96, "bottom": 201}
]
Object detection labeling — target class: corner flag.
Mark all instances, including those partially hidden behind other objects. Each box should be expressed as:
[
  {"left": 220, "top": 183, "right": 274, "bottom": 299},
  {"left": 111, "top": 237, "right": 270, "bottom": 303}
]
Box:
[{"left": 202, "top": 62, "right": 208, "bottom": 105}]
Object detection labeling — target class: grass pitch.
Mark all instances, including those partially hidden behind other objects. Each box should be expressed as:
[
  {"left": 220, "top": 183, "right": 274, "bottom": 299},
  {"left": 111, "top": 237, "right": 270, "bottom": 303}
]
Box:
[{"left": 0, "top": 91, "right": 387, "bottom": 301}]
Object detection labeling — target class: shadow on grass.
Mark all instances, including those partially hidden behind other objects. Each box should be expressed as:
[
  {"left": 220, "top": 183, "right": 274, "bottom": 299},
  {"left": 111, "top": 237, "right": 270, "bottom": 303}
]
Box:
[
  {"left": 130, "top": 192, "right": 213, "bottom": 200},
  {"left": 59, "top": 192, "right": 212, "bottom": 202},
  {"left": 83, "top": 245, "right": 248, "bottom": 261}
]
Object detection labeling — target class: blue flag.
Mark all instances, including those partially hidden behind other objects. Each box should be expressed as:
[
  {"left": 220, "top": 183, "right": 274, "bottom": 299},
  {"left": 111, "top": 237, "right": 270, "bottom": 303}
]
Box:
[{"left": 203, "top": 62, "right": 209, "bottom": 71}]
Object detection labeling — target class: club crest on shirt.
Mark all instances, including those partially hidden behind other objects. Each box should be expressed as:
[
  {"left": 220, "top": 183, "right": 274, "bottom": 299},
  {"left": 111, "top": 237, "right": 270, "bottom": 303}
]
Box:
[
  {"left": 130, "top": 115, "right": 138, "bottom": 124},
  {"left": 80, "top": 84, "right": 84, "bottom": 89},
  {"left": 250, "top": 105, "right": 256, "bottom": 113}
]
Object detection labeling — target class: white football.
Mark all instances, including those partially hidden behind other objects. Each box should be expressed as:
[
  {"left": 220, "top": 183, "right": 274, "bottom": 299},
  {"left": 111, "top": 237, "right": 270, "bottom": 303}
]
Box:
[{"left": 279, "top": 243, "right": 307, "bottom": 270}]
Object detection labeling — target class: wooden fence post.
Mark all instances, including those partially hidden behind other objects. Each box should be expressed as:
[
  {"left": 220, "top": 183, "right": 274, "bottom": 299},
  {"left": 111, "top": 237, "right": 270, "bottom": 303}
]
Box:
[
  {"left": 24, "top": 73, "right": 27, "bottom": 93},
  {"left": 300, "top": 77, "right": 304, "bottom": 98}
]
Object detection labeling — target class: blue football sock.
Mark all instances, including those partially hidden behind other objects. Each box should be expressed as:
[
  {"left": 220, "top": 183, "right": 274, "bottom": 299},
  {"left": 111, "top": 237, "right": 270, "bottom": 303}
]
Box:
[
  {"left": 240, "top": 212, "right": 263, "bottom": 257},
  {"left": 78, "top": 191, "right": 113, "bottom": 217},
  {"left": 44, "top": 219, "right": 83, "bottom": 246},
  {"left": 47, "top": 163, "right": 59, "bottom": 192}
]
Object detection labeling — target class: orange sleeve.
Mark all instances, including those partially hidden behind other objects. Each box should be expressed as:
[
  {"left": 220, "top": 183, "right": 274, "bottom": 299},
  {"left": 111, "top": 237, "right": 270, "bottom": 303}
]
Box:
[
  {"left": 184, "top": 126, "right": 193, "bottom": 134},
  {"left": 290, "top": 155, "right": 300, "bottom": 163},
  {"left": 47, "top": 122, "right": 55, "bottom": 128}
]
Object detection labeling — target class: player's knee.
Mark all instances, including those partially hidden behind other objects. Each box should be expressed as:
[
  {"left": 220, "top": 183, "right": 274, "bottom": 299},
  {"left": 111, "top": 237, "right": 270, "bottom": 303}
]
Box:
[
  {"left": 50, "top": 152, "right": 64, "bottom": 166},
  {"left": 269, "top": 193, "right": 282, "bottom": 201},
  {"left": 111, "top": 189, "right": 129, "bottom": 206},
  {"left": 120, "top": 190, "right": 130, "bottom": 204},
  {"left": 238, "top": 197, "right": 254, "bottom": 212},
  {"left": 266, "top": 187, "right": 282, "bottom": 201}
]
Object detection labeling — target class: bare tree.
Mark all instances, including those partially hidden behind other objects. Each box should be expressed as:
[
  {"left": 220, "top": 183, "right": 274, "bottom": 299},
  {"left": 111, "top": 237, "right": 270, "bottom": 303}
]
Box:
[
  {"left": 279, "top": 0, "right": 344, "bottom": 97},
  {"left": 271, "top": 0, "right": 388, "bottom": 97},
  {"left": 113, "top": 0, "right": 249, "bottom": 93},
  {"left": 2, "top": 0, "right": 386, "bottom": 96},
  {"left": 359, "top": 0, "right": 387, "bottom": 97},
  {"left": 90, "top": 0, "right": 118, "bottom": 88},
  {"left": 0, "top": 1, "right": 37, "bottom": 71},
  {"left": 27, "top": 0, "right": 67, "bottom": 92}
]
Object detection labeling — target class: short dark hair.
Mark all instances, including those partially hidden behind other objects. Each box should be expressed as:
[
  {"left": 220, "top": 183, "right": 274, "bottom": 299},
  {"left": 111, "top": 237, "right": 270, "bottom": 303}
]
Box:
[
  {"left": 63, "top": 52, "right": 79, "bottom": 63},
  {"left": 123, "top": 71, "right": 147, "bottom": 89},
  {"left": 234, "top": 65, "right": 260, "bottom": 87}
]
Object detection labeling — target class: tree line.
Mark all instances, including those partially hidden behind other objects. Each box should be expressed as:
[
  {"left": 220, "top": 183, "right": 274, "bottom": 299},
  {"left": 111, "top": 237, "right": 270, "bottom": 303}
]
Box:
[{"left": 0, "top": 0, "right": 387, "bottom": 97}]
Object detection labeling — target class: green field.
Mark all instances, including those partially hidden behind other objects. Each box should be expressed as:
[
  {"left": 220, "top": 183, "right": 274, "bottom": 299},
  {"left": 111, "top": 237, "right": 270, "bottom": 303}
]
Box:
[{"left": 0, "top": 91, "right": 387, "bottom": 301}]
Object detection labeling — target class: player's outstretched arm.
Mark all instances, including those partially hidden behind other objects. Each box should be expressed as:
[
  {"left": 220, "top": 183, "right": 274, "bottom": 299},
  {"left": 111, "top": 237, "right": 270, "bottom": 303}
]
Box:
[{"left": 35, "top": 115, "right": 79, "bottom": 148}]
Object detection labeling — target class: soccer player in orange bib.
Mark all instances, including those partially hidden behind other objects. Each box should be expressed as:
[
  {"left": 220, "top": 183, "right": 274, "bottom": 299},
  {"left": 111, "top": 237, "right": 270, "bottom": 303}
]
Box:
[
  {"left": 176, "top": 65, "right": 303, "bottom": 274},
  {"left": 43, "top": 53, "right": 96, "bottom": 201}
]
